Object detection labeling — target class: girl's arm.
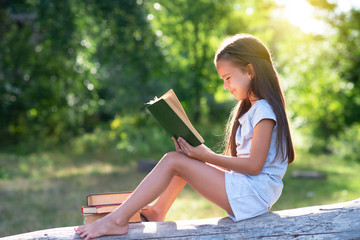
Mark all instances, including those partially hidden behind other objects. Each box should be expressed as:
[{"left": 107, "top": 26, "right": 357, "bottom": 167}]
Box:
[{"left": 177, "top": 119, "right": 275, "bottom": 176}]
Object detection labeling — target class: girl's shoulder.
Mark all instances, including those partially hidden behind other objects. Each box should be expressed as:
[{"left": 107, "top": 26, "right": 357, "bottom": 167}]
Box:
[
  {"left": 240, "top": 99, "right": 276, "bottom": 126},
  {"left": 254, "top": 99, "right": 271, "bottom": 108},
  {"left": 249, "top": 99, "right": 274, "bottom": 116}
]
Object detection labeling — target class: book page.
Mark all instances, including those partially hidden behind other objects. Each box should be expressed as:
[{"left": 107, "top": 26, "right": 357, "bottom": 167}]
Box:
[
  {"left": 161, "top": 90, "right": 188, "bottom": 120},
  {"left": 146, "top": 96, "right": 159, "bottom": 105}
]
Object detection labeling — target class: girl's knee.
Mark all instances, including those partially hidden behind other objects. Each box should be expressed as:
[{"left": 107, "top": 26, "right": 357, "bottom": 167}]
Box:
[
  {"left": 159, "top": 151, "right": 185, "bottom": 171},
  {"left": 162, "top": 151, "right": 181, "bottom": 161}
]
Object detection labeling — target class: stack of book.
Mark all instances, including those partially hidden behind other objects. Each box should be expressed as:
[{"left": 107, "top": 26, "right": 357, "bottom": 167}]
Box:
[{"left": 81, "top": 192, "right": 141, "bottom": 224}]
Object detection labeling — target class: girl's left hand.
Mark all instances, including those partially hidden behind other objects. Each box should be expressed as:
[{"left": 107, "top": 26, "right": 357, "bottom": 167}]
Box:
[{"left": 177, "top": 137, "right": 214, "bottom": 162}]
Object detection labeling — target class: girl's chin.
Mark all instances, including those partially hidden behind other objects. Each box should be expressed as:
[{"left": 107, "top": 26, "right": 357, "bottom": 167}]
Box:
[{"left": 234, "top": 95, "right": 246, "bottom": 101}]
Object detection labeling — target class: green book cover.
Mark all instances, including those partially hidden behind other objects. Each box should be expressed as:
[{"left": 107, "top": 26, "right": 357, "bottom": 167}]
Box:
[{"left": 146, "top": 91, "right": 204, "bottom": 147}]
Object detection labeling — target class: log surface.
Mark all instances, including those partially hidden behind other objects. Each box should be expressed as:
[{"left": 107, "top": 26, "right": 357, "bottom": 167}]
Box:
[{"left": 2, "top": 198, "right": 360, "bottom": 240}]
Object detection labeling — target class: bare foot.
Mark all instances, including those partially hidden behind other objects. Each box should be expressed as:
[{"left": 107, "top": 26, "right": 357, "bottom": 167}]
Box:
[
  {"left": 75, "top": 214, "right": 129, "bottom": 240},
  {"left": 140, "top": 205, "right": 165, "bottom": 222}
]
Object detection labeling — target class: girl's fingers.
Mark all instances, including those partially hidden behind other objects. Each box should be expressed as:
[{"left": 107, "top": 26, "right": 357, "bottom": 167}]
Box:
[
  {"left": 171, "top": 137, "right": 179, "bottom": 149},
  {"left": 172, "top": 137, "right": 182, "bottom": 152},
  {"left": 178, "top": 137, "right": 191, "bottom": 154},
  {"left": 178, "top": 137, "right": 189, "bottom": 147}
]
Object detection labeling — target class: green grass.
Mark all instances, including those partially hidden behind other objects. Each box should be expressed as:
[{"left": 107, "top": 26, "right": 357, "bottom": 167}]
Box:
[
  {"left": 1, "top": 149, "right": 360, "bottom": 237},
  {"left": 272, "top": 150, "right": 360, "bottom": 210}
]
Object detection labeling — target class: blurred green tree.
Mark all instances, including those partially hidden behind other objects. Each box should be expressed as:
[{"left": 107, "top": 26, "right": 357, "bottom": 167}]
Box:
[
  {"left": 0, "top": 0, "right": 88, "bottom": 146},
  {"left": 2, "top": 0, "right": 360, "bottom": 158},
  {"left": 283, "top": 1, "right": 360, "bottom": 152},
  {"left": 145, "top": 0, "right": 232, "bottom": 122},
  {"left": 330, "top": 8, "right": 360, "bottom": 127},
  {"left": 0, "top": 0, "right": 165, "bottom": 148}
]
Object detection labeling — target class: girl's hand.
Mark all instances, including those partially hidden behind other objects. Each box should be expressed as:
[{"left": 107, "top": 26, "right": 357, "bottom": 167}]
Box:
[
  {"left": 171, "top": 137, "right": 183, "bottom": 153},
  {"left": 176, "top": 137, "right": 214, "bottom": 161}
]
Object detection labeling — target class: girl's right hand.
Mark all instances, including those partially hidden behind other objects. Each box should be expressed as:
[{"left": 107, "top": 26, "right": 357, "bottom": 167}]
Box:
[{"left": 171, "top": 137, "right": 183, "bottom": 153}]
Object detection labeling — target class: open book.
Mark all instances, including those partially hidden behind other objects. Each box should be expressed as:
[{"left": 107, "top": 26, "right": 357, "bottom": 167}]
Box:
[{"left": 146, "top": 89, "right": 204, "bottom": 146}]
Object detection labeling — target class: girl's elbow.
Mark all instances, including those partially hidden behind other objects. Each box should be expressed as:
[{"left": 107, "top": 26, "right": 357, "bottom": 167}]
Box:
[
  {"left": 249, "top": 167, "right": 262, "bottom": 176},
  {"left": 248, "top": 161, "right": 264, "bottom": 175}
]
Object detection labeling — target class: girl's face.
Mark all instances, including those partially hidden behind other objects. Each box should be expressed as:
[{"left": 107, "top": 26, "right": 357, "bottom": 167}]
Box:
[{"left": 216, "top": 59, "right": 252, "bottom": 101}]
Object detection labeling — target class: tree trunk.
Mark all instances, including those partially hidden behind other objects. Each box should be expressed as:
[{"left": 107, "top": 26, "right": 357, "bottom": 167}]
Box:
[{"left": 4, "top": 198, "right": 360, "bottom": 240}]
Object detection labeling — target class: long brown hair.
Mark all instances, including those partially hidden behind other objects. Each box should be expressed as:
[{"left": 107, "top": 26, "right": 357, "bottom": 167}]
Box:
[{"left": 215, "top": 34, "right": 295, "bottom": 164}]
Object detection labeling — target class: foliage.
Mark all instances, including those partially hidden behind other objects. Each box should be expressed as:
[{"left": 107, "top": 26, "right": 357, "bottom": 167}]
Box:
[
  {"left": 69, "top": 113, "right": 175, "bottom": 164},
  {"left": 282, "top": 35, "right": 346, "bottom": 151},
  {"left": 0, "top": 0, "right": 166, "bottom": 148},
  {"left": 1, "top": 0, "right": 360, "bottom": 159},
  {"left": 330, "top": 8, "right": 360, "bottom": 127},
  {"left": 144, "top": 0, "right": 234, "bottom": 122},
  {"left": 330, "top": 123, "right": 360, "bottom": 162},
  {"left": 281, "top": 5, "right": 360, "bottom": 152},
  {"left": 1, "top": 0, "right": 96, "bottom": 145}
]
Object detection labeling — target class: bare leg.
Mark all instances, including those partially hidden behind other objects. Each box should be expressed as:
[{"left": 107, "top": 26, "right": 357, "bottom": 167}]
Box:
[
  {"left": 75, "top": 151, "right": 232, "bottom": 239},
  {"left": 141, "top": 175, "right": 186, "bottom": 221}
]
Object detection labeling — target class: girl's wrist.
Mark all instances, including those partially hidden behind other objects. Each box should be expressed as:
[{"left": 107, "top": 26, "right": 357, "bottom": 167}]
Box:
[{"left": 203, "top": 150, "right": 218, "bottom": 164}]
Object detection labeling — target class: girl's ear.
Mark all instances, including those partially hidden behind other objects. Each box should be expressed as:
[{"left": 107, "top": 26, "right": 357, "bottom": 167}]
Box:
[{"left": 246, "top": 64, "right": 255, "bottom": 80}]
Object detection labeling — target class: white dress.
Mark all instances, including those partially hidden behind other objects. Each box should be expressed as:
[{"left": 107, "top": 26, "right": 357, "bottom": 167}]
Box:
[{"left": 224, "top": 99, "right": 288, "bottom": 221}]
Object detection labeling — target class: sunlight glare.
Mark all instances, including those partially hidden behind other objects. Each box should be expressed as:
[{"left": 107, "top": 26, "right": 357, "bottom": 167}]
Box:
[{"left": 274, "top": 0, "right": 326, "bottom": 34}]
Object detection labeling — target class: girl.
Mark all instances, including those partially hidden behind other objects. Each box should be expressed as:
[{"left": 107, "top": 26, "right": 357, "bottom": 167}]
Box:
[{"left": 75, "top": 33, "right": 295, "bottom": 239}]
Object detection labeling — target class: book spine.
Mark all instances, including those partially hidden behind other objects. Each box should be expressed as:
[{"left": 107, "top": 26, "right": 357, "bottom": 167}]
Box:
[
  {"left": 83, "top": 212, "right": 141, "bottom": 224},
  {"left": 86, "top": 192, "right": 132, "bottom": 206}
]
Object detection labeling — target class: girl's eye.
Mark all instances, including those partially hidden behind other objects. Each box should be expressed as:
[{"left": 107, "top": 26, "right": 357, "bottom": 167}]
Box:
[{"left": 226, "top": 77, "right": 231, "bottom": 81}]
